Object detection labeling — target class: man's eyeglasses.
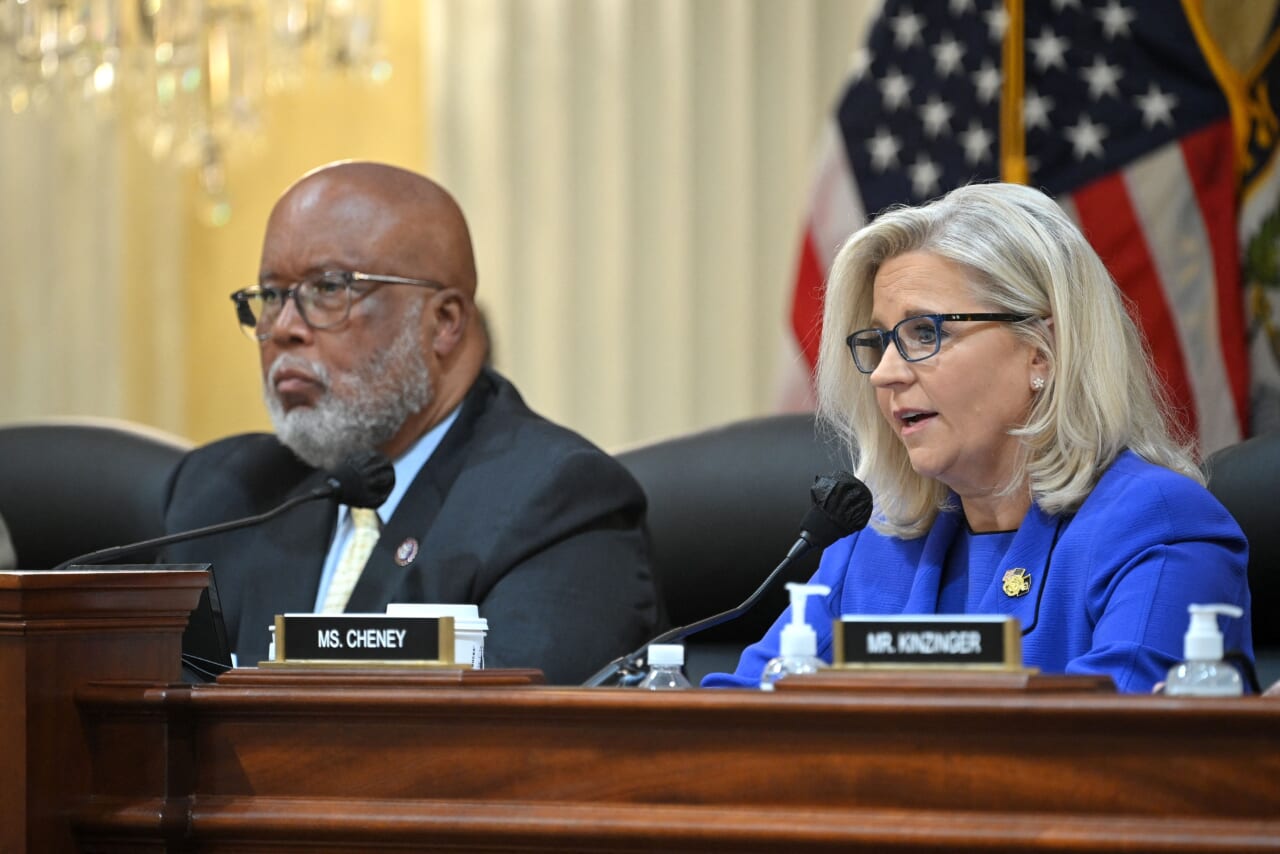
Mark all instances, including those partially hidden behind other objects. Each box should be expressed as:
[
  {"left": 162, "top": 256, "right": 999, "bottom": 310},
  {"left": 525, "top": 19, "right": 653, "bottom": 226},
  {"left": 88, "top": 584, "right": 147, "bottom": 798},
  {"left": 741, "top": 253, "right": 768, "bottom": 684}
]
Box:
[
  {"left": 230, "top": 271, "right": 445, "bottom": 340},
  {"left": 845, "top": 313, "right": 1033, "bottom": 374}
]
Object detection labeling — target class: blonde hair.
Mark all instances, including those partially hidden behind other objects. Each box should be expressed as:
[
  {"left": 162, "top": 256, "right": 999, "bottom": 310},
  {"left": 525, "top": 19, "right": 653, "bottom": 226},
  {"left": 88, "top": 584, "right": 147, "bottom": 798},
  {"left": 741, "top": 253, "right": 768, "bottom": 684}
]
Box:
[{"left": 816, "top": 182, "right": 1200, "bottom": 539}]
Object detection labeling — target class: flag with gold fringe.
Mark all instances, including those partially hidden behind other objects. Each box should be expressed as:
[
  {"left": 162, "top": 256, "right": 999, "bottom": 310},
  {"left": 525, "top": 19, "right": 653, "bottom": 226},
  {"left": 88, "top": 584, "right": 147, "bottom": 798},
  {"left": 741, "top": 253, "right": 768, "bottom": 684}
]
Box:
[{"left": 785, "top": 0, "right": 1280, "bottom": 452}]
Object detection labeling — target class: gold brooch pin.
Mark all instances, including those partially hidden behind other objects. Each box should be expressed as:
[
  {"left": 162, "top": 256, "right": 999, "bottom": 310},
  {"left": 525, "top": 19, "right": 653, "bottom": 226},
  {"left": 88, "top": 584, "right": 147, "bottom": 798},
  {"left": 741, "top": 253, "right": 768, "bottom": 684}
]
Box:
[{"left": 1002, "top": 567, "right": 1032, "bottom": 598}]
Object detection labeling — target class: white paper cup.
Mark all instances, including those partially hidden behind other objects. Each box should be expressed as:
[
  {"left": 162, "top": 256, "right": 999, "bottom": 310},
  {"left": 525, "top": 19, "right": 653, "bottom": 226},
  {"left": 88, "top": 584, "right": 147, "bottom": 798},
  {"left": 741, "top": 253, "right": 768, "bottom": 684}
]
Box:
[{"left": 386, "top": 603, "right": 489, "bottom": 669}]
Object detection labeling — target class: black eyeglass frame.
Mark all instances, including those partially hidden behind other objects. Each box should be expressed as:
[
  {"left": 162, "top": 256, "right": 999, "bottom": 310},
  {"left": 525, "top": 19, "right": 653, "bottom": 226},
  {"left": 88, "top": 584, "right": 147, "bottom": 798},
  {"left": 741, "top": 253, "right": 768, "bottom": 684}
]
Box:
[
  {"left": 230, "top": 270, "right": 445, "bottom": 340},
  {"left": 845, "top": 312, "right": 1033, "bottom": 374}
]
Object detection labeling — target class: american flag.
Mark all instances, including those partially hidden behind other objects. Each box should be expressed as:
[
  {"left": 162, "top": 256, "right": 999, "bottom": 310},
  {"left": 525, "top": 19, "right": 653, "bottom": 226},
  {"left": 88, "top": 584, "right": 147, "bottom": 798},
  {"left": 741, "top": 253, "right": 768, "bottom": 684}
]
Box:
[{"left": 788, "top": 0, "right": 1263, "bottom": 454}]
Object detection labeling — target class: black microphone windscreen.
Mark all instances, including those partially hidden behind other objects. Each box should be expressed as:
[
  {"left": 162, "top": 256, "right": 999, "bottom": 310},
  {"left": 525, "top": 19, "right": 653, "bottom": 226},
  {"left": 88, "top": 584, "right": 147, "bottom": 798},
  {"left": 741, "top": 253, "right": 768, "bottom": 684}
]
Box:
[
  {"left": 802, "top": 471, "right": 873, "bottom": 549},
  {"left": 326, "top": 452, "right": 396, "bottom": 508}
]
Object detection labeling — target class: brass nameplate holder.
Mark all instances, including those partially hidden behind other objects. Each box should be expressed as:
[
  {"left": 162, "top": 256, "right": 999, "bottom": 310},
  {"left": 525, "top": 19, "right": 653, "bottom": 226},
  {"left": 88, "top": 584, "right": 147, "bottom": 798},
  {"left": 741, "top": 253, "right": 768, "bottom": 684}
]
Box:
[
  {"left": 833, "top": 615, "right": 1025, "bottom": 671},
  {"left": 263, "top": 614, "right": 458, "bottom": 668}
]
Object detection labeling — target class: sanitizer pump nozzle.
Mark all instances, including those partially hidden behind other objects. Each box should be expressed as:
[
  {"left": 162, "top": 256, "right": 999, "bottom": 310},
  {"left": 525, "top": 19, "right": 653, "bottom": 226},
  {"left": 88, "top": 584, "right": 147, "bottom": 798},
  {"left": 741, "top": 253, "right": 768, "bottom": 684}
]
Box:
[
  {"left": 1164, "top": 603, "right": 1244, "bottom": 697},
  {"left": 760, "top": 582, "right": 831, "bottom": 691}
]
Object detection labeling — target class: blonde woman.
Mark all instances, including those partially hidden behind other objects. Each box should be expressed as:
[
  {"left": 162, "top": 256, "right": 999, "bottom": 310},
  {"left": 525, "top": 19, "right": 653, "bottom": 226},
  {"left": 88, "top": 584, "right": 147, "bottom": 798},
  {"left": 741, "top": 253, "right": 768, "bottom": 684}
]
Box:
[{"left": 708, "top": 183, "right": 1251, "bottom": 692}]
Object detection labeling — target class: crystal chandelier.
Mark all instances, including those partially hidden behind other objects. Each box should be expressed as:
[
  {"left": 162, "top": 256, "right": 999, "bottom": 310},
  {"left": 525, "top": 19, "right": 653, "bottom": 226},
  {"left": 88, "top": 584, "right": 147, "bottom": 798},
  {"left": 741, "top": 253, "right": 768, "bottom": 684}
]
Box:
[{"left": 0, "top": 0, "right": 391, "bottom": 223}]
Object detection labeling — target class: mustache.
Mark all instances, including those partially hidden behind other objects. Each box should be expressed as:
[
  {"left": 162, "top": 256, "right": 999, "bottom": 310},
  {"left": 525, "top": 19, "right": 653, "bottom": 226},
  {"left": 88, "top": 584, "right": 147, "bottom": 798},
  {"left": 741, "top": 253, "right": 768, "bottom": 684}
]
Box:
[{"left": 266, "top": 354, "right": 331, "bottom": 390}]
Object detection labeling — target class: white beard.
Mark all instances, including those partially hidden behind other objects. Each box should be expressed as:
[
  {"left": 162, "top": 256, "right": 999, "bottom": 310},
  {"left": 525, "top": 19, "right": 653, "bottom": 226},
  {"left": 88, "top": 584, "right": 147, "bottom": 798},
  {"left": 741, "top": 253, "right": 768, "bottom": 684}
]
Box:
[{"left": 263, "top": 303, "right": 433, "bottom": 471}]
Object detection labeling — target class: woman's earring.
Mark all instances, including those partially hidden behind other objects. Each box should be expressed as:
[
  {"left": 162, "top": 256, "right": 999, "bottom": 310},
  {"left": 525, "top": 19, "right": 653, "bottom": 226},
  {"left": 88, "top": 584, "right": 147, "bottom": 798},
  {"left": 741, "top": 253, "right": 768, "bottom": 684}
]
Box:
[{"left": 1031, "top": 376, "right": 1046, "bottom": 392}]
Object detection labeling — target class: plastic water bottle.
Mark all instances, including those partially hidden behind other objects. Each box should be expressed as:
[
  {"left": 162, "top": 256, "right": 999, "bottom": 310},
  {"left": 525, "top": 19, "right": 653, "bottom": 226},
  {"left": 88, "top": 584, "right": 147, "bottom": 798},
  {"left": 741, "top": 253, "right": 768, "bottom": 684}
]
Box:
[
  {"left": 1164, "top": 603, "right": 1244, "bottom": 697},
  {"left": 760, "top": 582, "right": 831, "bottom": 691},
  {"left": 638, "top": 643, "right": 692, "bottom": 690}
]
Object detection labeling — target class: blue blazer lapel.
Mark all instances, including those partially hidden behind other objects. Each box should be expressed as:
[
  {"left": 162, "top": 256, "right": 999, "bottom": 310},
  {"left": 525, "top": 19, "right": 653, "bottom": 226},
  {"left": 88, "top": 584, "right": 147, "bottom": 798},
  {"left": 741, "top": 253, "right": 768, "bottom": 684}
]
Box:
[
  {"left": 976, "top": 502, "right": 1061, "bottom": 634},
  {"left": 900, "top": 510, "right": 963, "bottom": 612}
]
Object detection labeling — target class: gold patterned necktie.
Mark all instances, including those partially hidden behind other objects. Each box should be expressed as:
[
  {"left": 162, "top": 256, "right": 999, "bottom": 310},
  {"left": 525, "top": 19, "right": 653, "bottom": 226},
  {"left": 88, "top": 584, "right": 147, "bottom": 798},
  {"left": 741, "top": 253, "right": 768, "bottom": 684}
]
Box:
[{"left": 321, "top": 507, "right": 381, "bottom": 614}]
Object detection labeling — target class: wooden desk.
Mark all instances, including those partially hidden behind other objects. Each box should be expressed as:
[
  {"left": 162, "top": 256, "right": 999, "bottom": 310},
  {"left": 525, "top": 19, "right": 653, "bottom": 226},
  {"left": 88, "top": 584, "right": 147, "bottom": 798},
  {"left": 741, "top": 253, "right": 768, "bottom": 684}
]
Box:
[
  {"left": 4, "top": 569, "right": 1279, "bottom": 853},
  {"left": 73, "top": 673, "right": 1280, "bottom": 852},
  {"left": 0, "top": 567, "right": 207, "bottom": 854}
]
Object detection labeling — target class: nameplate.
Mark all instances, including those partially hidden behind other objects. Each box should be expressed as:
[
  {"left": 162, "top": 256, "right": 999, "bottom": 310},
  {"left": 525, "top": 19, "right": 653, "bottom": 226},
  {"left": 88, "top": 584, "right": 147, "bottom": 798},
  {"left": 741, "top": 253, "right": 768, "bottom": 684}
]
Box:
[
  {"left": 269, "top": 614, "right": 456, "bottom": 666},
  {"left": 832, "top": 615, "right": 1022, "bottom": 670}
]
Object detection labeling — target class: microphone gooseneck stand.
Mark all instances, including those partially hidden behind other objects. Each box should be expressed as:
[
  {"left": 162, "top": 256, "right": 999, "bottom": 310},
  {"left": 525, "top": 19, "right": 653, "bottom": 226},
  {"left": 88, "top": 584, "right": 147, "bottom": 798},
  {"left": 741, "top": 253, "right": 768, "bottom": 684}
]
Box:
[
  {"left": 583, "top": 471, "right": 874, "bottom": 688},
  {"left": 582, "top": 538, "right": 821, "bottom": 687},
  {"left": 51, "top": 451, "right": 396, "bottom": 572},
  {"left": 48, "top": 452, "right": 397, "bottom": 679}
]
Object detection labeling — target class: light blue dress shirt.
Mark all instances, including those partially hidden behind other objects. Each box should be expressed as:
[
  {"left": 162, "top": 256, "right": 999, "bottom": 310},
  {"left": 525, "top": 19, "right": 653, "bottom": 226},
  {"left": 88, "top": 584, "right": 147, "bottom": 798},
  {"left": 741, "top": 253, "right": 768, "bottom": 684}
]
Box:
[{"left": 312, "top": 407, "right": 462, "bottom": 611}]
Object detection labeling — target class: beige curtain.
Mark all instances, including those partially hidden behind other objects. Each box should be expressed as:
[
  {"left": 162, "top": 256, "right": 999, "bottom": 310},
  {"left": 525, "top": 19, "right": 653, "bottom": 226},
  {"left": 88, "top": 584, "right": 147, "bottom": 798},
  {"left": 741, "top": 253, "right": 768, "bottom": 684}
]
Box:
[
  {"left": 0, "top": 0, "right": 876, "bottom": 450},
  {"left": 0, "top": 101, "right": 186, "bottom": 432},
  {"left": 426, "top": 0, "right": 876, "bottom": 449},
  {"left": 0, "top": 2, "right": 428, "bottom": 443}
]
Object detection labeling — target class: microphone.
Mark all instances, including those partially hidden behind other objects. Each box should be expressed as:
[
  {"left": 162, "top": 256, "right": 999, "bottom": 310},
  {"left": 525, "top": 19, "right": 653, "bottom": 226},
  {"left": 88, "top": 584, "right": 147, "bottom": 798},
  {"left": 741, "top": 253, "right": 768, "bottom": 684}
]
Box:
[
  {"left": 323, "top": 451, "right": 397, "bottom": 510},
  {"left": 50, "top": 450, "right": 395, "bottom": 572},
  {"left": 783, "top": 472, "right": 875, "bottom": 562},
  {"left": 583, "top": 471, "right": 873, "bottom": 687}
]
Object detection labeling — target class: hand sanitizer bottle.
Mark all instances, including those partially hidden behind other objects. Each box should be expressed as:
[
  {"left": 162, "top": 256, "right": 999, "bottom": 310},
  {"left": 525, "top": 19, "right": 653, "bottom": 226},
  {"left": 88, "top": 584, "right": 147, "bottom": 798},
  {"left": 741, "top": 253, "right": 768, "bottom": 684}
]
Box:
[
  {"left": 760, "top": 582, "right": 831, "bottom": 691},
  {"left": 1164, "top": 603, "right": 1244, "bottom": 697}
]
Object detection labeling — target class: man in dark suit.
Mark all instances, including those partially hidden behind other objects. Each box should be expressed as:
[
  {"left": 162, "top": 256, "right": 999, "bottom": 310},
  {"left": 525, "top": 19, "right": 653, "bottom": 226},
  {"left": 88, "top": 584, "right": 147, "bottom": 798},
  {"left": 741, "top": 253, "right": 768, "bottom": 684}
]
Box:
[{"left": 161, "top": 161, "right": 659, "bottom": 684}]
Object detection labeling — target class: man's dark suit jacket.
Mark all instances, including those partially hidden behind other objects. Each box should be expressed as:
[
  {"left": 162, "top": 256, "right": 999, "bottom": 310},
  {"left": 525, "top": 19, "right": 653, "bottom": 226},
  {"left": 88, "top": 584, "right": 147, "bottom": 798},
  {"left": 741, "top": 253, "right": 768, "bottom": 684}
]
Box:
[{"left": 160, "top": 369, "right": 660, "bottom": 684}]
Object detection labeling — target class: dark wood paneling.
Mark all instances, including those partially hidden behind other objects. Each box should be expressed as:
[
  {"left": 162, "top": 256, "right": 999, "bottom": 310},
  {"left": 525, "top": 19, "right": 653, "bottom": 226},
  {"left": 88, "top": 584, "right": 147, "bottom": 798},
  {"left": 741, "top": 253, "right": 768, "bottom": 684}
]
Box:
[
  {"left": 5, "top": 569, "right": 1279, "bottom": 853},
  {"left": 0, "top": 568, "right": 207, "bottom": 854},
  {"left": 77, "top": 674, "right": 1280, "bottom": 852}
]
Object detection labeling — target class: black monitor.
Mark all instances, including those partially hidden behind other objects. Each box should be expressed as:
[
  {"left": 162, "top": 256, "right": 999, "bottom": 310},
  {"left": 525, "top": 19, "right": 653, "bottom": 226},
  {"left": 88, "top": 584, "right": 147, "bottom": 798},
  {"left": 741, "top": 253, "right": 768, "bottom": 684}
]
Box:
[{"left": 179, "top": 563, "right": 233, "bottom": 681}]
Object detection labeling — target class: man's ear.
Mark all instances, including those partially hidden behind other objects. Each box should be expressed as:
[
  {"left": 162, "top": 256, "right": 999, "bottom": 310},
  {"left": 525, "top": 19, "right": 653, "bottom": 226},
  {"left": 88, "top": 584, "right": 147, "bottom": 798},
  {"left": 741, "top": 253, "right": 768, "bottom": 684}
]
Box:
[{"left": 430, "top": 290, "right": 469, "bottom": 357}]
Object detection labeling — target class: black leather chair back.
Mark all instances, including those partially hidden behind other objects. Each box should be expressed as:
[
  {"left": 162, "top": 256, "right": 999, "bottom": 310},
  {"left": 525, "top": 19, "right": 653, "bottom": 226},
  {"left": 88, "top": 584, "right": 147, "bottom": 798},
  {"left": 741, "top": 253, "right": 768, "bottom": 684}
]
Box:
[
  {"left": 0, "top": 419, "right": 192, "bottom": 569},
  {"left": 1205, "top": 432, "right": 1280, "bottom": 660},
  {"left": 616, "top": 413, "right": 852, "bottom": 680}
]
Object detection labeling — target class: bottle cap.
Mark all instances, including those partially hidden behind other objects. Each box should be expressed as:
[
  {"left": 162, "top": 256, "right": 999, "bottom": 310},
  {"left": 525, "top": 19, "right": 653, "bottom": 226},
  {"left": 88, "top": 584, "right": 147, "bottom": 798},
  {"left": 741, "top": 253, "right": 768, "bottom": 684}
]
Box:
[
  {"left": 1183, "top": 603, "right": 1243, "bottom": 661},
  {"left": 647, "top": 643, "right": 684, "bottom": 667}
]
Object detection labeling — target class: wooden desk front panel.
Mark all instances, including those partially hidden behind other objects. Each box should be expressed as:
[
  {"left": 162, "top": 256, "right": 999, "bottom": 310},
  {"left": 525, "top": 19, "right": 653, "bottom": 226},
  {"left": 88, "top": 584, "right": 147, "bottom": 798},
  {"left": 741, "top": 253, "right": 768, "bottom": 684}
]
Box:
[{"left": 77, "top": 678, "right": 1280, "bottom": 852}]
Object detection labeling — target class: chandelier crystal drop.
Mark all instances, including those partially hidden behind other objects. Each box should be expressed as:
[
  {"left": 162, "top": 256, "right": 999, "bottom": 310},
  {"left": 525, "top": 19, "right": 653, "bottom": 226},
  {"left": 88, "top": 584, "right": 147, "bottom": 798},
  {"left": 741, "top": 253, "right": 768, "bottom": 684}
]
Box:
[{"left": 0, "top": 0, "right": 392, "bottom": 223}]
